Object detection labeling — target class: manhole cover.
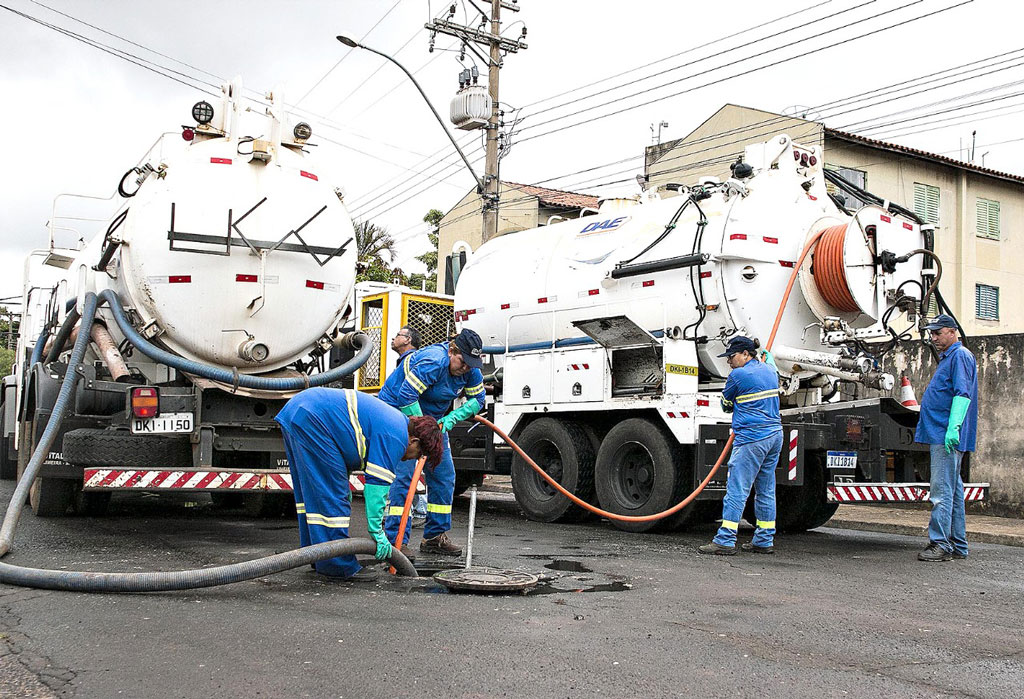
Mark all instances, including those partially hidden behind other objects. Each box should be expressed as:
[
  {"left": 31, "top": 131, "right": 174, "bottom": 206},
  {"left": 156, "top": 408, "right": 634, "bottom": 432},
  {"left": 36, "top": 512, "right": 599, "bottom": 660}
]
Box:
[{"left": 433, "top": 567, "right": 539, "bottom": 594}]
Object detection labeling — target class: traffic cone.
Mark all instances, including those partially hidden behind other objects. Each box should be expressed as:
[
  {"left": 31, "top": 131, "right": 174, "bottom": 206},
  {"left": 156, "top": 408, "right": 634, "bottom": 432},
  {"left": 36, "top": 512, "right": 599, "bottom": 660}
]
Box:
[{"left": 899, "top": 375, "right": 919, "bottom": 409}]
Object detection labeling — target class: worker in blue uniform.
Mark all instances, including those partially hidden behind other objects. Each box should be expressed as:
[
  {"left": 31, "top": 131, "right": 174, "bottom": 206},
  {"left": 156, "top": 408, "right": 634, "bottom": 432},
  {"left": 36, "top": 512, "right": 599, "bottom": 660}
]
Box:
[
  {"left": 914, "top": 314, "right": 978, "bottom": 562},
  {"left": 275, "top": 387, "right": 443, "bottom": 581},
  {"left": 378, "top": 328, "right": 487, "bottom": 557},
  {"left": 699, "top": 336, "right": 783, "bottom": 556}
]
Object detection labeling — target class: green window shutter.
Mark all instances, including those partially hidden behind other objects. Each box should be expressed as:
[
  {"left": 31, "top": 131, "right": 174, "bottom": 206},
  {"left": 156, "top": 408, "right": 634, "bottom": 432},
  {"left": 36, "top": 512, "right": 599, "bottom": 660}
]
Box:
[
  {"left": 975, "top": 283, "right": 999, "bottom": 320},
  {"left": 913, "top": 183, "right": 940, "bottom": 224},
  {"left": 976, "top": 198, "right": 1001, "bottom": 239}
]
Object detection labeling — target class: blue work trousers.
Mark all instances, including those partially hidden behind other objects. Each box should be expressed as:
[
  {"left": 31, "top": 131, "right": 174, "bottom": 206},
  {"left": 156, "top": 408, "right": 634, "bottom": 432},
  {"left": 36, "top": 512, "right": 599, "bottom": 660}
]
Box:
[
  {"left": 713, "top": 431, "right": 783, "bottom": 548},
  {"left": 927, "top": 444, "right": 968, "bottom": 556},
  {"left": 385, "top": 433, "right": 455, "bottom": 544},
  {"left": 279, "top": 420, "right": 360, "bottom": 578}
]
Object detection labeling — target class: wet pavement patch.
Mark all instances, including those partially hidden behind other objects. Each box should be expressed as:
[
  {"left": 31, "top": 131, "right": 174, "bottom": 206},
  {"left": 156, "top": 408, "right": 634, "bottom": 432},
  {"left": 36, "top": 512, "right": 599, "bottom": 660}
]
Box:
[{"left": 544, "top": 559, "right": 593, "bottom": 573}]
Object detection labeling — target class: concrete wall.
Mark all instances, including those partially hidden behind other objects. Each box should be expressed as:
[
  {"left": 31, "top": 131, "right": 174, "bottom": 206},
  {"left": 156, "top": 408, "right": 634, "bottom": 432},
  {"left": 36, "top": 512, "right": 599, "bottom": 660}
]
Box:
[
  {"left": 825, "top": 140, "right": 1024, "bottom": 336},
  {"left": 852, "top": 334, "right": 1024, "bottom": 516}
]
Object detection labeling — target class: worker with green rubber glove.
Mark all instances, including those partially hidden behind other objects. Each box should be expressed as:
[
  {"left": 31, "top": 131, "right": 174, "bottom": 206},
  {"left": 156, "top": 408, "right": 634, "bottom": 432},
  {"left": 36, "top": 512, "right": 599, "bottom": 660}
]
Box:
[
  {"left": 378, "top": 329, "right": 487, "bottom": 557},
  {"left": 275, "top": 388, "right": 444, "bottom": 581},
  {"left": 914, "top": 315, "right": 978, "bottom": 562}
]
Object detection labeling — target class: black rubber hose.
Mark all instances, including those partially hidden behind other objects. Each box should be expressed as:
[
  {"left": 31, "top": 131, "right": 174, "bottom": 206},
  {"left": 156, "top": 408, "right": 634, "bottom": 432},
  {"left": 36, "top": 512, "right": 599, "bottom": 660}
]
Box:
[
  {"left": 98, "top": 289, "right": 371, "bottom": 391},
  {"left": 43, "top": 306, "right": 81, "bottom": 363},
  {"left": 0, "top": 538, "right": 416, "bottom": 592}
]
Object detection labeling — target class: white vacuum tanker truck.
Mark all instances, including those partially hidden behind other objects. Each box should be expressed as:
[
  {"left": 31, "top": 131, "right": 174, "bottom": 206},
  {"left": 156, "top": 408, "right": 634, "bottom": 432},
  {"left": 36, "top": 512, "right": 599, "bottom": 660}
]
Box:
[
  {"left": 1, "top": 81, "right": 368, "bottom": 517},
  {"left": 451, "top": 134, "right": 989, "bottom": 532}
]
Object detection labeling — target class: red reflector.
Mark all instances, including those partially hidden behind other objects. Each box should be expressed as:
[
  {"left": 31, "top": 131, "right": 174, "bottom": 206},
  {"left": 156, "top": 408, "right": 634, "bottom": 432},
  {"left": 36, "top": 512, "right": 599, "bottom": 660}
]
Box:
[
  {"left": 697, "top": 398, "right": 710, "bottom": 407},
  {"left": 236, "top": 274, "right": 258, "bottom": 282},
  {"left": 210, "top": 157, "right": 232, "bottom": 165},
  {"left": 793, "top": 151, "right": 801, "bottom": 161},
  {"left": 466, "top": 309, "right": 476, "bottom": 316},
  {"left": 642, "top": 280, "right": 655, "bottom": 287},
  {"left": 182, "top": 127, "right": 195, "bottom": 142},
  {"left": 880, "top": 214, "right": 891, "bottom": 223},
  {"left": 131, "top": 387, "right": 159, "bottom": 419},
  {"left": 169, "top": 275, "right": 191, "bottom": 283},
  {"left": 780, "top": 260, "right": 795, "bottom": 268},
  {"left": 699, "top": 271, "right": 712, "bottom": 279},
  {"left": 538, "top": 297, "right": 548, "bottom": 304},
  {"left": 300, "top": 170, "right": 318, "bottom": 181},
  {"left": 729, "top": 234, "right": 747, "bottom": 241},
  {"left": 500, "top": 303, "right": 511, "bottom": 310},
  {"left": 763, "top": 236, "right": 778, "bottom": 244},
  {"left": 903, "top": 222, "right": 913, "bottom": 230},
  {"left": 588, "top": 289, "right": 600, "bottom": 296},
  {"left": 807, "top": 194, "right": 818, "bottom": 201},
  {"left": 306, "top": 280, "right": 325, "bottom": 289}
]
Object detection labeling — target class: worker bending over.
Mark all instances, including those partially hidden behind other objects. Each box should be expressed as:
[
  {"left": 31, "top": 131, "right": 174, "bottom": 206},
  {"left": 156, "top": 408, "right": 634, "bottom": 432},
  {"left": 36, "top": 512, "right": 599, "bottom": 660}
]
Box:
[
  {"left": 275, "top": 387, "right": 443, "bottom": 581},
  {"left": 700, "top": 336, "right": 783, "bottom": 556},
  {"left": 378, "top": 328, "right": 486, "bottom": 557}
]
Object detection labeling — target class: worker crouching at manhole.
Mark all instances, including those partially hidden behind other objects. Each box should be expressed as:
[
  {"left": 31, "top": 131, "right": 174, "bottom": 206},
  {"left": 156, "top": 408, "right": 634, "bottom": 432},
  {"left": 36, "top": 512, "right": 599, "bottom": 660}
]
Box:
[
  {"left": 275, "top": 388, "right": 443, "bottom": 581},
  {"left": 699, "top": 336, "right": 783, "bottom": 556},
  {"left": 378, "top": 328, "right": 486, "bottom": 559}
]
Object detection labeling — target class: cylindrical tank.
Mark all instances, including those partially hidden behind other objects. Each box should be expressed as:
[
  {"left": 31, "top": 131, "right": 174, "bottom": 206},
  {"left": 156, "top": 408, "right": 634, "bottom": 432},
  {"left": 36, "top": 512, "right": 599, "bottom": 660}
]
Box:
[
  {"left": 455, "top": 136, "right": 924, "bottom": 380},
  {"left": 72, "top": 95, "right": 357, "bottom": 374}
]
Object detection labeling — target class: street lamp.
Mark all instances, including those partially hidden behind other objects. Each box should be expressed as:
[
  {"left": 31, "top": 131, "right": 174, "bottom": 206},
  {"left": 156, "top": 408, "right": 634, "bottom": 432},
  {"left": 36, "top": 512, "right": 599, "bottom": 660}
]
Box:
[{"left": 336, "top": 35, "right": 484, "bottom": 193}]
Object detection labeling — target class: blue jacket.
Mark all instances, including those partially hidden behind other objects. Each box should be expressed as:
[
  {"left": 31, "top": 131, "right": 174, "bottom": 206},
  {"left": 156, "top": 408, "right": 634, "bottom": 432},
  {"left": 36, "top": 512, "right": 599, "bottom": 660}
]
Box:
[
  {"left": 378, "top": 343, "right": 485, "bottom": 419},
  {"left": 915, "top": 341, "right": 978, "bottom": 452},
  {"left": 721, "top": 359, "right": 782, "bottom": 446}
]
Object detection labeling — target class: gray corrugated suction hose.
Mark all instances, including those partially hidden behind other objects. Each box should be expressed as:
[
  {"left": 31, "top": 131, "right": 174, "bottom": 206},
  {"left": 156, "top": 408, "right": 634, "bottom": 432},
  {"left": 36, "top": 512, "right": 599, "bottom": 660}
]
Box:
[
  {"left": 98, "top": 289, "right": 371, "bottom": 391},
  {"left": 0, "top": 292, "right": 417, "bottom": 591}
]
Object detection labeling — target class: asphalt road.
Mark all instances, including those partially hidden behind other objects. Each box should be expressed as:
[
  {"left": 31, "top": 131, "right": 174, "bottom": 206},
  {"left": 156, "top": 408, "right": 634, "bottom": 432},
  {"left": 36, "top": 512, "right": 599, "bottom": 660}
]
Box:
[{"left": 0, "top": 484, "right": 1021, "bottom": 699}]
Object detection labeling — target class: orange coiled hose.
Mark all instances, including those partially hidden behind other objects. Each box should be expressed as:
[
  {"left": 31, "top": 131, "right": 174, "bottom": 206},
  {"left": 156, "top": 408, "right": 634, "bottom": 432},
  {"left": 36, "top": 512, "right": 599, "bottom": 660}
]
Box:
[{"left": 812, "top": 224, "right": 859, "bottom": 313}]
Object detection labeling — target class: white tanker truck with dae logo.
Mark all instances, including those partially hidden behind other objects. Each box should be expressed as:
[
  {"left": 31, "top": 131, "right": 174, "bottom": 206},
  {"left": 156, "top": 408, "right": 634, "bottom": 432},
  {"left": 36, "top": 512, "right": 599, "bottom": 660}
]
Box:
[
  {"left": 451, "top": 135, "right": 989, "bottom": 532},
  {"left": 1, "top": 82, "right": 370, "bottom": 517}
]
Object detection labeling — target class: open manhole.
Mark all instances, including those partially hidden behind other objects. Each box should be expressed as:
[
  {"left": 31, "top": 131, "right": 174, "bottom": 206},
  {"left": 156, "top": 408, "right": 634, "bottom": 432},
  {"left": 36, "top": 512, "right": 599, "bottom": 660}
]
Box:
[{"left": 432, "top": 566, "right": 539, "bottom": 594}]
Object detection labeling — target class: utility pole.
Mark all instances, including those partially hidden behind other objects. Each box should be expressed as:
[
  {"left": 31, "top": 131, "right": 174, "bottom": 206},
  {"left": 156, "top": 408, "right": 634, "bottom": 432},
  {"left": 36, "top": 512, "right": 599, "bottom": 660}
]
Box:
[{"left": 426, "top": 1, "right": 527, "bottom": 243}]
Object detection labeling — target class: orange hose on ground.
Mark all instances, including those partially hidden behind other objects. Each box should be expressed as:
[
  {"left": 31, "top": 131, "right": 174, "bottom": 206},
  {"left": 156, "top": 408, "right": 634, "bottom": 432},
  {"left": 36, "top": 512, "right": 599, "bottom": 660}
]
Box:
[
  {"left": 476, "top": 228, "right": 831, "bottom": 523},
  {"left": 388, "top": 456, "right": 426, "bottom": 575}
]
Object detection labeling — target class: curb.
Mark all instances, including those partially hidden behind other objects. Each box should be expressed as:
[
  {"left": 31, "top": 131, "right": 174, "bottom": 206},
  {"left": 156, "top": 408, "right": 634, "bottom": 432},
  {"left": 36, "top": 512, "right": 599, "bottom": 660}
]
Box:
[{"left": 822, "top": 518, "right": 1024, "bottom": 548}]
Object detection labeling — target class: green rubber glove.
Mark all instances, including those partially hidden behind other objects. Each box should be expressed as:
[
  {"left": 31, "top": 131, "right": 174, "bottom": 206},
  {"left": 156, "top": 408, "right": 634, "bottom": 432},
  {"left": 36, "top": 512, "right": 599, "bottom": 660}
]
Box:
[
  {"left": 400, "top": 402, "right": 423, "bottom": 417},
  {"left": 720, "top": 397, "right": 734, "bottom": 414},
  {"left": 363, "top": 483, "right": 393, "bottom": 560},
  {"left": 944, "top": 395, "right": 971, "bottom": 454},
  {"left": 760, "top": 349, "right": 778, "bottom": 370},
  {"left": 439, "top": 399, "right": 481, "bottom": 433}
]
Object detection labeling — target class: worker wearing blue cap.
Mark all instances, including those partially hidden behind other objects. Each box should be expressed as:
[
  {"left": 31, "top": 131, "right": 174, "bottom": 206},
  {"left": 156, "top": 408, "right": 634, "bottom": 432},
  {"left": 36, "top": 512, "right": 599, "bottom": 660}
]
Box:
[
  {"left": 699, "top": 335, "right": 783, "bottom": 556},
  {"left": 378, "top": 328, "right": 486, "bottom": 557},
  {"left": 914, "top": 314, "right": 978, "bottom": 562}
]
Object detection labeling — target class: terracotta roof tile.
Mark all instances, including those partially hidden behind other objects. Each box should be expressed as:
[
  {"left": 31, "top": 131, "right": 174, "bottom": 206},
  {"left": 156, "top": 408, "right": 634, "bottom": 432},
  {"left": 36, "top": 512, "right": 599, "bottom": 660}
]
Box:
[{"left": 502, "top": 182, "right": 599, "bottom": 209}]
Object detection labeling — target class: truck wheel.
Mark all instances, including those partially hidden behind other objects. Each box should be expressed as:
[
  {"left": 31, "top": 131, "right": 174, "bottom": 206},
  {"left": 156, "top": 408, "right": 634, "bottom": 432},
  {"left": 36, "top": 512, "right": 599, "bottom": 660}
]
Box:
[
  {"left": 594, "top": 418, "right": 689, "bottom": 533},
  {"left": 29, "top": 478, "right": 76, "bottom": 517},
  {"left": 62, "top": 429, "right": 192, "bottom": 469},
  {"left": 511, "top": 418, "right": 596, "bottom": 523},
  {"left": 75, "top": 491, "right": 112, "bottom": 517},
  {"left": 453, "top": 471, "right": 484, "bottom": 498},
  {"left": 244, "top": 493, "right": 292, "bottom": 518},
  {"left": 780, "top": 456, "right": 837, "bottom": 532}
]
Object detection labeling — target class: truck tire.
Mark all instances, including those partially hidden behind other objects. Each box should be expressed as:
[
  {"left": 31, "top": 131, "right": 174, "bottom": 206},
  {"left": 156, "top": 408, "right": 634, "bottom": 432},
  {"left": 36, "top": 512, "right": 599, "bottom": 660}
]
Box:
[
  {"left": 780, "top": 455, "right": 838, "bottom": 532},
  {"left": 511, "top": 418, "right": 596, "bottom": 523},
  {"left": 62, "top": 429, "right": 192, "bottom": 469},
  {"left": 453, "top": 471, "right": 484, "bottom": 498},
  {"left": 594, "top": 418, "right": 690, "bottom": 533}
]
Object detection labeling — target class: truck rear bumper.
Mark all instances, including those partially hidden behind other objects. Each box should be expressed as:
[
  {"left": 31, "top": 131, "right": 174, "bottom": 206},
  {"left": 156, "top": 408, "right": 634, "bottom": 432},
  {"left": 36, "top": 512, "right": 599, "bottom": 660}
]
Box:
[
  {"left": 828, "top": 482, "right": 990, "bottom": 503},
  {"left": 80, "top": 468, "right": 425, "bottom": 495}
]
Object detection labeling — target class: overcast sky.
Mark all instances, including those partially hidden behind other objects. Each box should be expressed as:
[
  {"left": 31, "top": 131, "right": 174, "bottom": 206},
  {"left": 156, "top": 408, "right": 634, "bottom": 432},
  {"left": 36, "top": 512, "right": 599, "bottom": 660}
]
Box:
[{"left": 1, "top": 0, "right": 1019, "bottom": 307}]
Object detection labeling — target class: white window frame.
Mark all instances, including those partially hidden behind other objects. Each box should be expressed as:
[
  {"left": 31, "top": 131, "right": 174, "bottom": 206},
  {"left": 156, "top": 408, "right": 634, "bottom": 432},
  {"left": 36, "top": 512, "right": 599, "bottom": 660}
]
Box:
[{"left": 975, "top": 283, "right": 999, "bottom": 321}]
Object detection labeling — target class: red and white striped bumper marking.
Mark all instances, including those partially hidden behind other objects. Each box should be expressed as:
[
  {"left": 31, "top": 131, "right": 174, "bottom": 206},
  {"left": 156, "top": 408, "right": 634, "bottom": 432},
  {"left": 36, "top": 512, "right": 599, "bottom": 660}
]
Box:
[
  {"left": 567, "top": 363, "right": 590, "bottom": 371},
  {"left": 827, "top": 483, "right": 989, "bottom": 503},
  {"left": 788, "top": 430, "right": 798, "bottom": 481},
  {"left": 83, "top": 469, "right": 291, "bottom": 491},
  {"left": 665, "top": 411, "right": 689, "bottom": 418}
]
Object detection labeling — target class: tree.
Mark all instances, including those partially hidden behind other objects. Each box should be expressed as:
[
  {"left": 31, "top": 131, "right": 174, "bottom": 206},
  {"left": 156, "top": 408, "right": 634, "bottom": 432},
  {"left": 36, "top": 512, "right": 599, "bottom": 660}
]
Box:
[
  {"left": 354, "top": 220, "right": 397, "bottom": 266},
  {"left": 411, "top": 208, "right": 443, "bottom": 292}
]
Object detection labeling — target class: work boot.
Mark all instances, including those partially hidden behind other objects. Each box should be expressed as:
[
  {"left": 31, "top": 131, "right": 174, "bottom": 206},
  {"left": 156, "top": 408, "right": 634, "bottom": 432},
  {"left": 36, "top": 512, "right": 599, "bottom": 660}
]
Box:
[
  {"left": 917, "top": 542, "right": 953, "bottom": 562},
  {"left": 741, "top": 542, "right": 775, "bottom": 554},
  {"left": 420, "top": 532, "right": 462, "bottom": 557},
  {"left": 346, "top": 566, "right": 380, "bottom": 582},
  {"left": 398, "top": 545, "right": 417, "bottom": 563},
  {"left": 952, "top": 551, "right": 968, "bottom": 560},
  {"left": 698, "top": 542, "right": 736, "bottom": 556}
]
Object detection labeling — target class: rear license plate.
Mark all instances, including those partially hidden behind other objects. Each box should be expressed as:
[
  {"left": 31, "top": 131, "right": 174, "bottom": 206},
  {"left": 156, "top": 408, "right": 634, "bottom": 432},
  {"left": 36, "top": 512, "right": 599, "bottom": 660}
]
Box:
[
  {"left": 827, "top": 450, "right": 857, "bottom": 469},
  {"left": 131, "top": 413, "right": 194, "bottom": 434}
]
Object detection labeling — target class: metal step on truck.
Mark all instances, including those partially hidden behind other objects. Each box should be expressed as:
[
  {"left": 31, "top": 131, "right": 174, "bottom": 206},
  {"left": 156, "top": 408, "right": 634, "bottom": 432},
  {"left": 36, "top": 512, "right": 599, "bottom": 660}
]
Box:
[{"left": 446, "top": 134, "right": 988, "bottom": 532}]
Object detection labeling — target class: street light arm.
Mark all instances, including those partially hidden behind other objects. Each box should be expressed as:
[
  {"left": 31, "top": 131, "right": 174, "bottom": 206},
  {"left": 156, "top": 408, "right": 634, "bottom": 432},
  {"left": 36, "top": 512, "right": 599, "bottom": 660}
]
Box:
[{"left": 336, "top": 35, "right": 485, "bottom": 194}]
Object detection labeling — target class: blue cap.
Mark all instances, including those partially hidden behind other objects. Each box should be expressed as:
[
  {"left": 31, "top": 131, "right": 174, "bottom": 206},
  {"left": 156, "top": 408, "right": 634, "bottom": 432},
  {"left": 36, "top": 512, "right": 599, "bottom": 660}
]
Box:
[
  {"left": 717, "top": 335, "right": 757, "bottom": 358},
  {"left": 454, "top": 328, "right": 484, "bottom": 369},
  {"left": 924, "top": 314, "right": 957, "bottom": 330}
]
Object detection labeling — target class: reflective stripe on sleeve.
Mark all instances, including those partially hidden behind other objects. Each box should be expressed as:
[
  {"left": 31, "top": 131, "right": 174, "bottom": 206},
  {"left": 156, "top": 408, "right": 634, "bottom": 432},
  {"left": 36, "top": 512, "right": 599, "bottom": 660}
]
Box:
[
  {"left": 721, "top": 520, "right": 739, "bottom": 531},
  {"left": 403, "top": 356, "right": 428, "bottom": 394},
  {"left": 364, "top": 463, "right": 396, "bottom": 484},
  {"left": 735, "top": 389, "right": 780, "bottom": 404},
  {"left": 465, "top": 383, "right": 484, "bottom": 396},
  {"left": 426, "top": 503, "right": 452, "bottom": 514},
  {"left": 756, "top": 520, "right": 776, "bottom": 529},
  {"left": 304, "top": 513, "right": 351, "bottom": 529}
]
